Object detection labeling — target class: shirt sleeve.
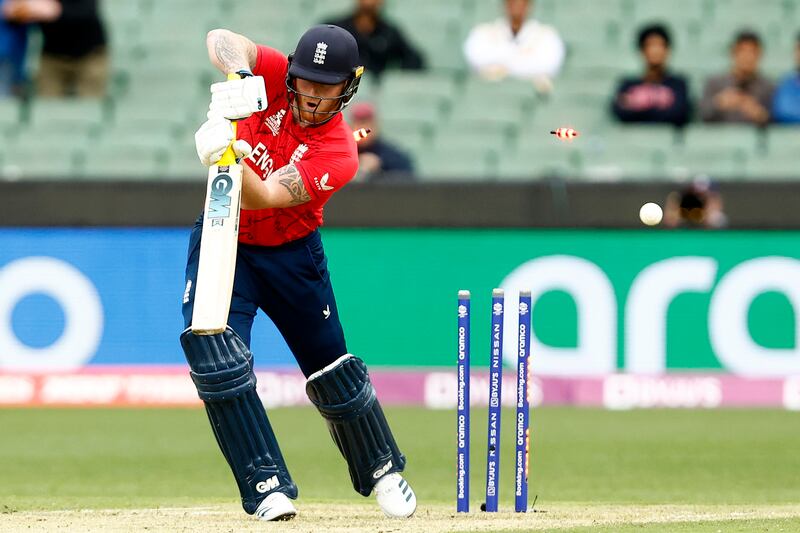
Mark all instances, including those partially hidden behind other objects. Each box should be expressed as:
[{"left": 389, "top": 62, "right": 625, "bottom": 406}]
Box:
[
  {"left": 253, "top": 45, "right": 289, "bottom": 104},
  {"left": 294, "top": 145, "right": 359, "bottom": 203}
]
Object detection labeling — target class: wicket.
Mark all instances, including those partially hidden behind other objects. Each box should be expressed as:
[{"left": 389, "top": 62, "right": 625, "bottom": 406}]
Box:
[
  {"left": 484, "top": 288, "right": 504, "bottom": 512},
  {"left": 456, "top": 288, "right": 532, "bottom": 513},
  {"left": 515, "top": 291, "right": 532, "bottom": 513},
  {"left": 456, "top": 290, "right": 470, "bottom": 513}
]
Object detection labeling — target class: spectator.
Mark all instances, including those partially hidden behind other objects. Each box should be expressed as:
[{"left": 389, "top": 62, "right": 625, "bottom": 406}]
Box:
[
  {"left": 0, "top": 0, "right": 60, "bottom": 96},
  {"left": 663, "top": 177, "right": 728, "bottom": 229},
  {"left": 324, "top": 0, "right": 424, "bottom": 79},
  {"left": 37, "top": 0, "right": 108, "bottom": 97},
  {"left": 772, "top": 33, "right": 800, "bottom": 123},
  {"left": 611, "top": 24, "right": 691, "bottom": 126},
  {"left": 463, "top": 0, "right": 565, "bottom": 86},
  {"left": 699, "top": 30, "right": 774, "bottom": 125},
  {"left": 349, "top": 102, "right": 414, "bottom": 181}
]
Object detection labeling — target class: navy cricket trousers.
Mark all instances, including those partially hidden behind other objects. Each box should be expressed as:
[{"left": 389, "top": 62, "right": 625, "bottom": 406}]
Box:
[{"left": 182, "top": 218, "right": 348, "bottom": 377}]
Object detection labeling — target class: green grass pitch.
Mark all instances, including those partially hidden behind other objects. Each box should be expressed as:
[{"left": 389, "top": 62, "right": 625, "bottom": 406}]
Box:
[{"left": 1, "top": 407, "right": 799, "bottom": 531}]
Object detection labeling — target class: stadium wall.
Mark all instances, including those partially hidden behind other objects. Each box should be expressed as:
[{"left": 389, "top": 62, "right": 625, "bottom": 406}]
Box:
[
  {"left": 3, "top": 180, "right": 800, "bottom": 228},
  {"left": 1, "top": 225, "right": 799, "bottom": 408}
]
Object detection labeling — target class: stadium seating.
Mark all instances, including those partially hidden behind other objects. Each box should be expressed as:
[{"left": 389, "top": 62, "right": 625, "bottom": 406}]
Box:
[{"left": 1, "top": 0, "right": 798, "bottom": 182}]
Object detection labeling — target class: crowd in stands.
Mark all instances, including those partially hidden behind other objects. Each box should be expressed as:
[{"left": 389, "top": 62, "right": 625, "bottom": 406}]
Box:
[
  {"left": 348, "top": 101, "right": 415, "bottom": 181},
  {"left": 1, "top": 0, "right": 800, "bottom": 182},
  {"left": 0, "top": 0, "right": 107, "bottom": 97},
  {"left": 464, "top": 0, "right": 564, "bottom": 90},
  {"left": 323, "top": 0, "right": 800, "bottom": 129},
  {"left": 773, "top": 36, "right": 800, "bottom": 122},
  {"left": 698, "top": 31, "right": 773, "bottom": 125},
  {"left": 610, "top": 25, "right": 800, "bottom": 127},
  {"left": 323, "top": 0, "right": 423, "bottom": 79},
  {"left": 662, "top": 177, "right": 729, "bottom": 229},
  {"left": 611, "top": 24, "right": 691, "bottom": 126}
]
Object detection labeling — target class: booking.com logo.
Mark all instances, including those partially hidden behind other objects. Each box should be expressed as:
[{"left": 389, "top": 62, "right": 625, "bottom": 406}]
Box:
[{"left": 0, "top": 257, "right": 103, "bottom": 370}]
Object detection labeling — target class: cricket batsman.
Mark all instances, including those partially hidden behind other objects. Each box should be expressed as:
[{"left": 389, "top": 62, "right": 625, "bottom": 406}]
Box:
[{"left": 179, "top": 24, "right": 416, "bottom": 521}]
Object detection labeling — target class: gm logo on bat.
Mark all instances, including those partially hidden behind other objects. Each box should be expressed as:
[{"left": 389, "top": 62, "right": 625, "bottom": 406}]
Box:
[{"left": 208, "top": 170, "right": 233, "bottom": 226}]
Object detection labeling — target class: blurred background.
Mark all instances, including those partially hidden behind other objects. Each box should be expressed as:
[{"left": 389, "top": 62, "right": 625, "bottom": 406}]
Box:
[{"left": 3, "top": 0, "right": 800, "bottom": 181}]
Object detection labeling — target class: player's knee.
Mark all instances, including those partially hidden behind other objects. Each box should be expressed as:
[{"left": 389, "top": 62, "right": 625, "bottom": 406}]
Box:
[
  {"left": 180, "top": 327, "right": 255, "bottom": 401},
  {"left": 180, "top": 327, "right": 298, "bottom": 508},
  {"left": 306, "top": 354, "right": 372, "bottom": 413},
  {"left": 306, "top": 354, "right": 406, "bottom": 496}
]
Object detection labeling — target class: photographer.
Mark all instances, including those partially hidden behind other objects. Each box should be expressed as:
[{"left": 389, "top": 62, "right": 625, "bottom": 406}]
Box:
[{"left": 663, "top": 178, "right": 728, "bottom": 229}]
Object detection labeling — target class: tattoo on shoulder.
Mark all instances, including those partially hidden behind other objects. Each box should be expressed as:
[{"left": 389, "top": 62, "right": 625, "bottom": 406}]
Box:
[
  {"left": 276, "top": 165, "right": 311, "bottom": 205},
  {"left": 215, "top": 35, "right": 246, "bottom": 72}
]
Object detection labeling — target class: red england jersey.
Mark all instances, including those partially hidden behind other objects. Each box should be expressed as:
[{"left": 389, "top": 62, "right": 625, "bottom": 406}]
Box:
[{"left": 236, "top": 45, "right": 359, "bottom": 246}]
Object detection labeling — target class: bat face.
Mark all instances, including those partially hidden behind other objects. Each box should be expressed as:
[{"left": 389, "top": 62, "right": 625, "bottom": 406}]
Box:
[
  {"left": 191, "top": 72, "right": 245, "bottom": 335},
  {"left": 191, "top": 160, "right": 243, "bottom": 335}
]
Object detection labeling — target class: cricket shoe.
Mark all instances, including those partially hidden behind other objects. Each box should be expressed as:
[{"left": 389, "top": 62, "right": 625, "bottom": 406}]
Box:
[
  {"left": 254, "top": 491, "right": 297, "bottom": 521},
  {"left": 374, "top": 473, "right": 417, "bottom": 518}
]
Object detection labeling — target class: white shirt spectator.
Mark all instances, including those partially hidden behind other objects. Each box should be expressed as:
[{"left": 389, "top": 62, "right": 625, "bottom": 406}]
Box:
[{"left": 464, "top": 18, "right": 565, "bottom": 82}]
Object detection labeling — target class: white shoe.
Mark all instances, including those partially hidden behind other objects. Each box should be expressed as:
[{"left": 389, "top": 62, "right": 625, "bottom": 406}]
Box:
[
  {"left": 254, "top": 491, "right": 297, "bottom": 521},
  {"left": 374, "top": 473, "right": 417, "bottom": 518}
]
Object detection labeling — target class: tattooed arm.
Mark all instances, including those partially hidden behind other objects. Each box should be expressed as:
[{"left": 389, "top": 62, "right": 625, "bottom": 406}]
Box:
[
  {"left": 206, "top": 29, "right": 257, "bottom": 74},
  {"left": 241, "top": 163, "right": 312, "bottom": 210}
]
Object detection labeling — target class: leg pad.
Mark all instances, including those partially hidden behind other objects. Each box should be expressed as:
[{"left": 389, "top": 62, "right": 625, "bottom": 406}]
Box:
[
  {"left": 181, "top": 328, "right": 297, "bottom": 514},
  {"left": 306, "top": 355, "right": 406, "bottom": 496}
]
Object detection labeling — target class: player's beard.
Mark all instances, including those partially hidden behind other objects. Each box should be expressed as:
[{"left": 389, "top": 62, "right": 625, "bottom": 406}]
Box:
[
  {"left": 296, "top": 105, "right": 325, "bottom": 126},
  {"left": 289, "top": 94, "right": 341, "bottom": 127}
]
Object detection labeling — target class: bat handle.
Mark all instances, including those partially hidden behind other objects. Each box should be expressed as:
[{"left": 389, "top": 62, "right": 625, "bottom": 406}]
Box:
[{"left": 218, "top": 72, "right": 241, "bottom": 167}]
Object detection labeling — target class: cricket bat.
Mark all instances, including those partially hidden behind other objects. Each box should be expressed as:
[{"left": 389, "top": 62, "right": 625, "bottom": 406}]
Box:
[{"left": 191, "top": 73, "right": 243, "bottom": 335}]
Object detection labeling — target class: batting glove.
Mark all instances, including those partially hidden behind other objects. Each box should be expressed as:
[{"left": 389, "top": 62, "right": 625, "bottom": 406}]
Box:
[
  {"left": 208, "top": 74, "right": 268, "bottom": 120},
  {"left": 194, "top": 116, "right": 253, "bottom": 166}
]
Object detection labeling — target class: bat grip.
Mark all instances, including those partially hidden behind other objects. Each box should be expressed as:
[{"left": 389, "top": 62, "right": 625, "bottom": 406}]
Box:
[{"left": 218, "top": 72, "right": 241, "bottom": 167}]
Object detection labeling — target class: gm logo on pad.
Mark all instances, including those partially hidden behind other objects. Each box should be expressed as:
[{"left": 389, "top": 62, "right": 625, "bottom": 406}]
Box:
[
  {"left": 372, "top": 460, "right": 393, "bottom": 479},
  {"left": 256, "top": 475, "right": 280, "bottom": 493}
]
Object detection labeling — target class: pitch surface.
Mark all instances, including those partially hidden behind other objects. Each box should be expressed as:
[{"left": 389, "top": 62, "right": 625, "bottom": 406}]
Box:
[{"left": 1, "top": 407, "right": 798, "bottom": 531}]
